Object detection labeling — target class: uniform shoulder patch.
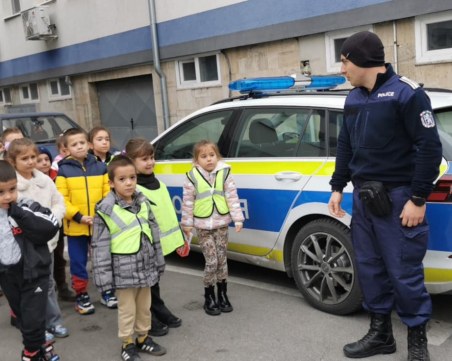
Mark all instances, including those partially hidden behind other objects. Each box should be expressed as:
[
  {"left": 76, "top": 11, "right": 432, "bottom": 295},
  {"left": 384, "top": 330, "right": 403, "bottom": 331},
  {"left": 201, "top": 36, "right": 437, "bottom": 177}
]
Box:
[
  {"left": 420, "top": 110, "right": 435, "bottom": 128},
  {"left": 399, "top": 76, "right": 419, "bottom": 90}
]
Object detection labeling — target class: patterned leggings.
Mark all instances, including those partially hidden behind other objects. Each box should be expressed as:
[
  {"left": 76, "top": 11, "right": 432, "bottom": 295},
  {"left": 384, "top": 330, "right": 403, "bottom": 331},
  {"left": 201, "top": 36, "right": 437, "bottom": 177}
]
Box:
[{"left": 197, "top": 226, "right": 229, "bottom": 287}]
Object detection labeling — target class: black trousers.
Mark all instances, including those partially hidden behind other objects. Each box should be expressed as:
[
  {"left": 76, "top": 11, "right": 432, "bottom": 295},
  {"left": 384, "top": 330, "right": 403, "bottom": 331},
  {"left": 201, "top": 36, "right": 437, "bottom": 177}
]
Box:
[
  {"left": 151, "top": 282, "right": 174, "bottom": 322},
  {"left": 0, "top": 265, "right": 49, "bottom": 351},
  {"left": 53, "top": 226, "right": 67, "bottom": 288}
]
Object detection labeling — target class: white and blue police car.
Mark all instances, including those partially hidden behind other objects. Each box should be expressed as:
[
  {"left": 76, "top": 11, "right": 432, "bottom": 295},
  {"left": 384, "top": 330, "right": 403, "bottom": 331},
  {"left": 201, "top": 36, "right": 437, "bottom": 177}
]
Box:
[{"left": 152, "top": 75, "right": 452, "bottom": 315}]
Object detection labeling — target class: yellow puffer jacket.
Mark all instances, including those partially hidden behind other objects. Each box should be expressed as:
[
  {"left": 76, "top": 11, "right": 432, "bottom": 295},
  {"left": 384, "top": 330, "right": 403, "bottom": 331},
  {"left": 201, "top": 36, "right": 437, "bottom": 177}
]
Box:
[{"left": 56, "top": 154, "right": 110, "bottom": 236}]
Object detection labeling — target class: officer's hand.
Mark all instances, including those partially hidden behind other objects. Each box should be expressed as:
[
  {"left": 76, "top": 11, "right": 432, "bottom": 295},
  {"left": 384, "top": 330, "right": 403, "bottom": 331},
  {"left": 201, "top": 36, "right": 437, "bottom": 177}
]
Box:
[
  {"left": 328, "top": 191, "right": 345, "bottom": 218},
  {"left": 400, "top": 200, "right": 426, "bottom": 227}
]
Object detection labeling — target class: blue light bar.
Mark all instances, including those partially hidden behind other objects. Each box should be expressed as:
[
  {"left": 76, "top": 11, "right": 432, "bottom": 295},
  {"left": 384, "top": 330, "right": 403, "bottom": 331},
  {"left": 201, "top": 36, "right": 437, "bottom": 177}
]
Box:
[
  {"left": 228, "top": 74, "right": 346, "bottom": 93},
  {"left": 229, "top": 76, "right": 295, "bottom": 92}
]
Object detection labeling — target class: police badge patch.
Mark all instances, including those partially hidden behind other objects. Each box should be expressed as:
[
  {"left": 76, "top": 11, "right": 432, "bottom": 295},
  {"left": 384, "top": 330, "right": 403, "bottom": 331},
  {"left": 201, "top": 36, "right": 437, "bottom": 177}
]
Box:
[{"left": 420, "top": 110, "right": 435, "bottom": 128}]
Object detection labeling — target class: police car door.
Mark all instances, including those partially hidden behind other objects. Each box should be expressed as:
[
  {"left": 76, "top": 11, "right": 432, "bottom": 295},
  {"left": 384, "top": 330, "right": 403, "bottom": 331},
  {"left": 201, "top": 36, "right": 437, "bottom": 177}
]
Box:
[{"left": 228, "top": 108, "right": 328, "bottom": 257}]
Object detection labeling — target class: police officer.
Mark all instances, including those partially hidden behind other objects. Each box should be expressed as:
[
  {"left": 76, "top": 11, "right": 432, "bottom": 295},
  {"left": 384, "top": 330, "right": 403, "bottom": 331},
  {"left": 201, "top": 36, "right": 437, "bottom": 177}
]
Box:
[{"left": 328, "top": 31, "right": 442, "bottom": 361}]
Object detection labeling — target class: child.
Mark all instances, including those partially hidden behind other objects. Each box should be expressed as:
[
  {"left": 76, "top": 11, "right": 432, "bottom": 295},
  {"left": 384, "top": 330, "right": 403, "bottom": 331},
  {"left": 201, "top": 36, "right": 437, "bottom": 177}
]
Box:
[
  {"left": 7, "top": 139, "right": 69, "bottom": 341},
  {"left": 125, "top": 138, "right": 185, "bottom": 336},
  {"left": 2, "top": 127, "right": 24, "bottom": 153},
  {"left": 36, "top": 146, "right": 76, "bottom": 302},
  {"left": 0, "top": 159, "right": 60, "bottom": 361},
  {"left": 50, "top": 134, "right": 68, "bottom": 172},
  {"left": 92, "top": 155, "right": 166, "bottom": 361},
  {"left": 88, "top": 126, "right": 116, "bottom": 164},
  {"left": 181, "top": 139, "right": 244, "bottom": 316},
  {"left": 36, "top": 146, "right": 58, "bottom": 180},
  {"left": 55, "top": 128, "right": 112, "bottom": 315}
]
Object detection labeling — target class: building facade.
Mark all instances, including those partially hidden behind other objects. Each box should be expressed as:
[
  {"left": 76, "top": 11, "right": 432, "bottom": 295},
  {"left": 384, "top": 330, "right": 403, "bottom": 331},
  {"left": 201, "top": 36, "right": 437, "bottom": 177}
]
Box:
[{"left": 0, "top": 0, "right": 451, "bottom": 148}]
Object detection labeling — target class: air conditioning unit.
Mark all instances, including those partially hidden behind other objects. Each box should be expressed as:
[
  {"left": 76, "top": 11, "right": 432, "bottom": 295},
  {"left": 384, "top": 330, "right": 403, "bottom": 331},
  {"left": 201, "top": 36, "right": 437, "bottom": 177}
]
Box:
[{"left": 22, "top": 6, "right": 57, "bottom": 41}]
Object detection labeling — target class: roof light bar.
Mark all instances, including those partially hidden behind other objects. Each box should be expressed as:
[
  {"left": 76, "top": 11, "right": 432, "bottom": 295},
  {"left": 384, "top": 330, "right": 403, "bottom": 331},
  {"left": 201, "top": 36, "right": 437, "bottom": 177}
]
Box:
[{"left": 229, "top": 74, "right": 346, "bottom": 93}]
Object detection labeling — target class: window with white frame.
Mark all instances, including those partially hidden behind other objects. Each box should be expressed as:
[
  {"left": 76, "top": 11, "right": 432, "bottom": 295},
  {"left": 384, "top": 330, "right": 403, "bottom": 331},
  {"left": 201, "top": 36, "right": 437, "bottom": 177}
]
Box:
[
  {"left": 20, "top": 83, "right": 39, "bottom": 103},
  {"left": 48, "top": 77, "right": 71, "bottom": 99},
  {"left": 176, "top": 54, "right": 221, "bottom": 88},
  {"left": 325, "top": 26, "right": 373, "bottom": 73},
  {"left": 415, "top": 11, "right": 452, "bottom": 64},
  {"left": 0, "top": 88, "right": 12, "bottom": 104}
]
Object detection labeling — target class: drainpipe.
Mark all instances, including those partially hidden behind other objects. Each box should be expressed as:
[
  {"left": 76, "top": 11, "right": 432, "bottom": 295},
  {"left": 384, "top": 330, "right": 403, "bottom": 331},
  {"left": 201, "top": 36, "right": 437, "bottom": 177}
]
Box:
[
  {"left": 392, "top": 21, "right": 398, "bottom": 73},
  {"left": 148, "top": 0, "right": 170, "bottom": 130}
]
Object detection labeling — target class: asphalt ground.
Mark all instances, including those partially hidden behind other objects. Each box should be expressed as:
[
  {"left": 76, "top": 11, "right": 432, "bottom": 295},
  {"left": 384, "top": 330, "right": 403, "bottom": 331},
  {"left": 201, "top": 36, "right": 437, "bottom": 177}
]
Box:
[{"left": 1, "top": 253, "right": 452, "bottom": 361}]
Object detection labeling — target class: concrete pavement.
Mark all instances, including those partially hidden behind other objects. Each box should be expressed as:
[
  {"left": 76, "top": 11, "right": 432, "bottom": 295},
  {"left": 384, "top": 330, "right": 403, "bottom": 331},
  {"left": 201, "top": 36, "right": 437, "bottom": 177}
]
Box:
[{"left": 1, "top": 263, "right": 452, "bottom": 361}]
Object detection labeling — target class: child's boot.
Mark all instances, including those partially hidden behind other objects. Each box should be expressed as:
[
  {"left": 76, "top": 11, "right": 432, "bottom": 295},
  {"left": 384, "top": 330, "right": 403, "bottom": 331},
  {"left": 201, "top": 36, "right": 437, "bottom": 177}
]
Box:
[
  {"left": 204, "top": 286, "right": 220, "bottom": 316},
  {"left": 22, "top": 349, "right": 41, "bottom": 361},
  {"left": 217, "top": 280, "right": 233, "bottom": 312}
]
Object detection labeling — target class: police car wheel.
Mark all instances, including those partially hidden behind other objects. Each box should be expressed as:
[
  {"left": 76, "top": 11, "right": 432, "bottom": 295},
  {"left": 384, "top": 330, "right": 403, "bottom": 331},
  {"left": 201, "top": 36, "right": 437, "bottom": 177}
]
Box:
[{"left": 290, "top": 219, "right": 362, "bottom": 315}]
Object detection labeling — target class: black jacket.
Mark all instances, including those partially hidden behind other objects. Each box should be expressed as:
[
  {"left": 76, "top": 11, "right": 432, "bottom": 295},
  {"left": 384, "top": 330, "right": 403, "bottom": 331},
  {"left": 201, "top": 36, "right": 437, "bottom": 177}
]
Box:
[{"left": 0, "top": 199, "right": 59, "bottom": 280}]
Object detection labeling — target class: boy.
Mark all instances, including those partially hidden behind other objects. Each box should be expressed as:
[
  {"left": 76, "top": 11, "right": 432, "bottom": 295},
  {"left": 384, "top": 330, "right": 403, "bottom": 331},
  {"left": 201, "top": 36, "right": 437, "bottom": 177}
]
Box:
[
  {"left": 55, "top": 128, "right": 112, "bottom": 315},
  {"left": 92, "top": 155, "right": 166, "bottom": 361},
  {"left": 0, "top": 160, "right": 60, "bottom": 361}
]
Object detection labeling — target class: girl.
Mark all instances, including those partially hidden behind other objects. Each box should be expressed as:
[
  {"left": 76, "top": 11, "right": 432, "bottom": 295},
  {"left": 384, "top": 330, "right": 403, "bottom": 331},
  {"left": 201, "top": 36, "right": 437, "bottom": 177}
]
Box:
[
  {"left": 88, "top": 126, "right": 115, "bottom": 164},
  {"left": 181, "top": 139, "right": 244, "bottom": 316},
  {"left": 7, "top": 138, "right": 69, "bottom": 340},
  {"left": 125, "top": 138, "right": 185, "bottom": 336}
]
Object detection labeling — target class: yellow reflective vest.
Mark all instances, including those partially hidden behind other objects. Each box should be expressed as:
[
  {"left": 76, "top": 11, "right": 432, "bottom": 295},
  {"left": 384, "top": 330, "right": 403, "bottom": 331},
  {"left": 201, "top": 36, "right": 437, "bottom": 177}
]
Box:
[
  {"left": 187, "top": 167, "right": 230, "bottom": 218},
  {"left": 96, "top": 202, "right": 153, "bottom": 255},
  {"left": 137, "top": 184, "right": 184, "bottom": 256}
]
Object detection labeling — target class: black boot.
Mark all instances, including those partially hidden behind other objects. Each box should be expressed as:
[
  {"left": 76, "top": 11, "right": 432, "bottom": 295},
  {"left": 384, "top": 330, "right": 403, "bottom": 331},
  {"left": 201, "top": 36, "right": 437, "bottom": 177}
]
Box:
[
  {"left": 217, "top": 280, "right": 233, "bottom": 312},
  {"left": 343, "top": 313, "right": 396, "bottom": 358},
  {"left": 149, "top": 315, "right": 169, "bottom": 337},
  {"left": 407, "top": 323, "right": 430, "bottom": 361},
  {"left": 204, "top": 286, "right": 221, "bottom": 316},
  {"left": 151, "top": 283, "right": 182, "bottom": 328}
]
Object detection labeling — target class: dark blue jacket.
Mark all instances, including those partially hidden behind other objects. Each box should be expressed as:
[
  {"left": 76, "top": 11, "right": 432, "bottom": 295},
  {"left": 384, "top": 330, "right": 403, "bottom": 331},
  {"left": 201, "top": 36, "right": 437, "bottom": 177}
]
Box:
[
  {"left": 330, "top": 64, "right": 442, "bottom": 198},
  {"left": 0, "top": 199, "right": 59, "bottom": 280}
]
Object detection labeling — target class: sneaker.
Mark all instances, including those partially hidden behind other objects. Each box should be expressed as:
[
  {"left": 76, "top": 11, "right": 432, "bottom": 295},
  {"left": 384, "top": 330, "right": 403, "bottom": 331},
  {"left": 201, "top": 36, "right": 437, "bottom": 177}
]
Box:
[
  {"left": 45, "top": 331, "right": 55, "bottom": 343},
  {"left": 136, "top": 336, "right": 167, "bottom": 356},
  {"left": 75, "top": 293, "right": 95, "bottom": 315},
  {"left": 121, "top": 343, "right": 142, "bottom": 361},
  {"left": 41, "top": 341, "right": 60, "bottom": 361},
  {"left": 47, "top": 324, "right": 69, "bottom": 338},
  {"left": 101, "top": 290, "right": 118, "bottom": 309}
]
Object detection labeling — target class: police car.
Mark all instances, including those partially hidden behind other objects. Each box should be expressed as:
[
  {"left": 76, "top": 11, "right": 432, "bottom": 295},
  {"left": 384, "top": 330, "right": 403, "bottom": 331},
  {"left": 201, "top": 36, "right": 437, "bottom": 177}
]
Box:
[{"left": 152, "top": 75, "right": 452, "bottom": 315}]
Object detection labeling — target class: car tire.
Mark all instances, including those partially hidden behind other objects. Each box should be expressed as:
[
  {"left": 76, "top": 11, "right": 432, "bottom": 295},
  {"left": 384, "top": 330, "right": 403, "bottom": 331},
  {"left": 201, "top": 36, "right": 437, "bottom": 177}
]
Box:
[{"left": 291, "top": 218, "right": 362, "bottom": 315}]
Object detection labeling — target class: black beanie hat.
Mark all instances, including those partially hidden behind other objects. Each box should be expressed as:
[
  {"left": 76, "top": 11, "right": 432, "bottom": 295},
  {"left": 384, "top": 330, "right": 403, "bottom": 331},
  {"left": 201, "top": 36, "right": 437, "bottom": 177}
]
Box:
[
  {"left": 38, "top": 146, "right": 53, "bottom": 163},
  {"left": 341, "top": 31, "right": 385, "bottom": 68}
]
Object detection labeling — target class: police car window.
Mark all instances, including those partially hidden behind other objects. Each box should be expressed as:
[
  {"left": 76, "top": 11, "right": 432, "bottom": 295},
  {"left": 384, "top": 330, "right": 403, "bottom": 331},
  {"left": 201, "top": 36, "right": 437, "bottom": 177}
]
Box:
[
  {"left": 328, "top": 110, "right": 344, "bottom": 157},
  {"left": 154, "top": 110, "right": 234, "bottom": 160},
  {"left": 295, "top": 110, "right": 326, "bottom": 157},
  {"left": 234, "top": 108, "right": 311, "bottom": 158}
]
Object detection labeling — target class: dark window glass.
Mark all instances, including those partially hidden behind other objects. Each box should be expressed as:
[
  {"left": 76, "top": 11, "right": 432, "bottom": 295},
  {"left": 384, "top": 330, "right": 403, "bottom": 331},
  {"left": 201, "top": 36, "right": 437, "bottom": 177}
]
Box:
[
  {"left": 427, "top": 20, "right": 452, "bottom": 51},
  {"left": 59, "top": 78, "right": 70, "bottom": 96},
  {"left": 50, "top": 81, "right": 59, "bottom": 95},
  {"left": 334, "top": 38, "right": 347, "bottom": 62},
  {"left": 182, "top": 61, "right": 196, "bottom": 81},
  {"left": 22, "top": 86, "right": 29, "bottom": 99},
  {"left": 30, "top": 83, "right": 39, "bottom": 100},
  {"left": 4, "top": 88, "right": 11, "bottom": 103},
  {"left": 199, "top": 55, "right": 219, "bottom": 82}
]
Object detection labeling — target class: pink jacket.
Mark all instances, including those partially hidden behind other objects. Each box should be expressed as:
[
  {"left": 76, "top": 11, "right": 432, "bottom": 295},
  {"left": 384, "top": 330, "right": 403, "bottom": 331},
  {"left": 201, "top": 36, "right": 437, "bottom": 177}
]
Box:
[{"left": 181, "top": 161, "right": 244, "bottom": 230}]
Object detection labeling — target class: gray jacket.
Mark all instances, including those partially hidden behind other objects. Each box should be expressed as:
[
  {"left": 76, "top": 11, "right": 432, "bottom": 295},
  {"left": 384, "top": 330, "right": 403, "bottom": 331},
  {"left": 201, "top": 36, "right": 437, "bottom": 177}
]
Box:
[{"left": 91, "top": 190, "right": 165, "bottom": 293}]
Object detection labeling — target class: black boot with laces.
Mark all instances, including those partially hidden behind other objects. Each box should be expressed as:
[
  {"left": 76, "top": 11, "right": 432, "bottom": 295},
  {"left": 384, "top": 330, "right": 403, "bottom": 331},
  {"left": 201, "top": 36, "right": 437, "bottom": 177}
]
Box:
[
  {"left": 407, "top": 323, "right": 430, "bottom": 361},
  {"left": 343, "top": 313, "right": 396, "bottom": 358}
]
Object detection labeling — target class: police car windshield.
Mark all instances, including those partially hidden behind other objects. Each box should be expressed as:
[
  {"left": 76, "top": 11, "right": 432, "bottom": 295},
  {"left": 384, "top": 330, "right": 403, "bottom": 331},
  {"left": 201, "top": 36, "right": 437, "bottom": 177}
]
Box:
[{"left": 435, "top": 107, "right": 452, "bottom": 161}]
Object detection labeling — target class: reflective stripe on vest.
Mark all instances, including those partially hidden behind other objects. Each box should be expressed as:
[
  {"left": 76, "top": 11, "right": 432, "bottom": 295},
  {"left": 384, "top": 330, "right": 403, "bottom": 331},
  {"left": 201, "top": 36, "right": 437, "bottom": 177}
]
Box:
[
  {"left": 137, "top": 184, "right": 184, "bottom": 256},
  {"left": 187, "top": 167, "right": 230, "bottom": 218},
  {"left": 97, "top": 202, "right": 153, "bottom": 255}
]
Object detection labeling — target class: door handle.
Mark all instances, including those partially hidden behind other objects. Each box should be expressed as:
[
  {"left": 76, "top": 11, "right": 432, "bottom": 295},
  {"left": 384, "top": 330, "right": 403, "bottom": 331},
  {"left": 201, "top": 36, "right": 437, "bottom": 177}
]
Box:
[{"left": 275, "top": 172, "right": 303, "bottom": 181}]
